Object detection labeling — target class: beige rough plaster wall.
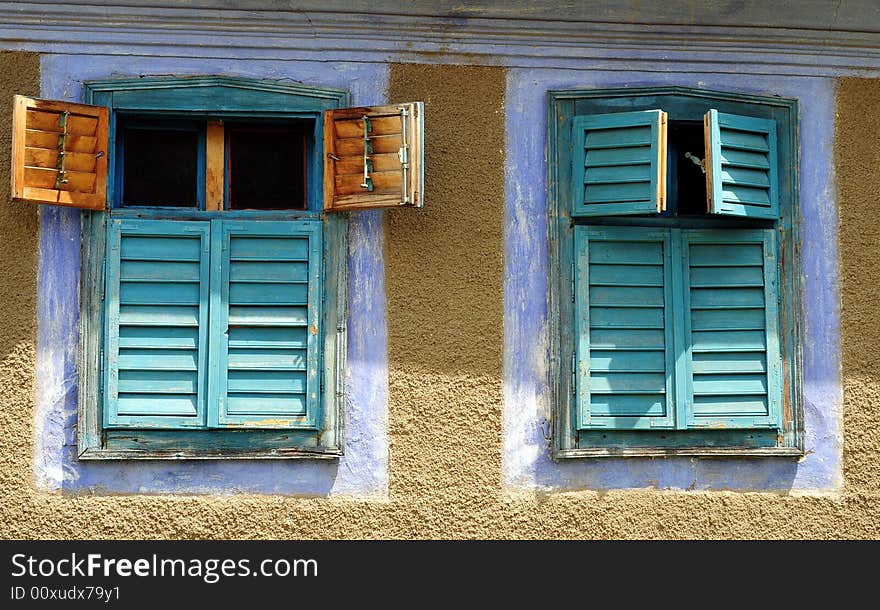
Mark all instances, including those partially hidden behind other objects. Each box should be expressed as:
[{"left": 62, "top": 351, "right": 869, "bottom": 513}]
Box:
[
  {"left": 1, "top": 60, "right": 879, "bottom": 538},
  {"left": 837, "top": 78, "right": 880, "bottom": 501},
  {"left": 0, "top": 51, "right": 40, "bottom": 501}
]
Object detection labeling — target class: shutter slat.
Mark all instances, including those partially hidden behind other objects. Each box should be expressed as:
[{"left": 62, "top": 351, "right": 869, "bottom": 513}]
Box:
[
  {"left": 24, "top": 147, "right": 97, "bottom": 172},
  {"left": 590, "top": 350, "right": 666, "bottom": 372},
  {"left": 571, "top": 110, "right": 666, "bottom": 217},
  {"left": 118, "top": 326, "right": 199, "bottom": 350},
  {"left": 25, "top": 129, "right": 98, "bottom": 152},
  {"left": 121, "top": 261, "right": 201, "bottom": 282},
  {"left": 104, "top": 219, "right": 210, "bottom": 429},
  {"left": 705, "top": 110, "right": 779, "bottom": 219},
  {"left": 682, "top": 230, "right": 782, "bottom": 429},
  {"left": 575, "top": 227, "right": 675, "bottom": 429},
  {"left": 116, "top": 395, "right": 198, "bottom": 416},
  {"left": 209, "top": 221, "right": 323, "bottom": 429}
]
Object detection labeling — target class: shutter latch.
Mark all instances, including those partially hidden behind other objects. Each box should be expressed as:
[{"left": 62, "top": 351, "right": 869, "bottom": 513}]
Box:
[
  {"left": 54, "top": 111, "right": 70, "bottom": 190},
  {"left": 398, "top": 105, "right": 410, "bottom": 205},
  {"left": 360, "top": 115, "right": 374, "bottom": 192}
]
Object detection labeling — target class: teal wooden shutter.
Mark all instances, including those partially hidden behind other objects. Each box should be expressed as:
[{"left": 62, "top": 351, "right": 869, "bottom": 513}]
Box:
[
  {"left": 704, "top": 110, "right": 779, "bottom": 219},
  {"left": 680, "top": 229, "right": 782, "bottom": 429},
  {"left": 574, "top": 226, "right": 675, "bottom": 429},
  {"left": 208, "top": 220, "right": 322, "bottom": 429},
  {"left": 571, "top": 109, "right": 667, "bottom": 217},
  {"left": 103, "top": 218, "right": 210, "bottom": 428}
]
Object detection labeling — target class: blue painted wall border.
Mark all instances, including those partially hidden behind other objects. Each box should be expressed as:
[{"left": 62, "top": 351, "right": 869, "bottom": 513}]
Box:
[
  {"left": 33, "top": 55, "right": 389, "bottom": 495},
  {"left": 503, "top": 68, "right": 841, "bottom": 492}
]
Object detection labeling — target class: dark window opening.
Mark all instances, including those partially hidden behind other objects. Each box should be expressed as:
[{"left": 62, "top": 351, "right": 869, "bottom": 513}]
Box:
[
  {"left": 667, "top": 121, "right": 708, "bottom": 216},
  {"left": 227, "top": 123, "right": 310, "bottom": 210},
  {"left": 121, "top": 123, "right": 200, "bottom": 207}
]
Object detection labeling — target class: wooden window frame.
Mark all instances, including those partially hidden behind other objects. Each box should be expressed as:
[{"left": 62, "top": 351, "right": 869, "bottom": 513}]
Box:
[
  {"left": 548, "top": 86, "right": 804, "bottom": 458},
  {"left": 77, "top": 76, "right": 349, "bottom": 460}
]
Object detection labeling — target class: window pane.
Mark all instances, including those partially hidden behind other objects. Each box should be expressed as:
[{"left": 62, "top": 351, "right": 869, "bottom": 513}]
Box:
[
  {"left": 122, "top": 127, "right": 199, "bottom": 207},
  {"left": 669, "top": 121, "right": 707, "bottom": 216},
  {"left": 228, "top": 125, "right": 309, "bottom": 210}
]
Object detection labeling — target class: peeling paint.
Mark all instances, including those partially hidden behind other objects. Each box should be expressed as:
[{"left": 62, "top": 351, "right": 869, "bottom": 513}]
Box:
[
  {"left": 34, "top": 55, "right": 390, "bottom": 496},
  {"left": 503, "top": 67, "right": 842, "bottom": 492}
]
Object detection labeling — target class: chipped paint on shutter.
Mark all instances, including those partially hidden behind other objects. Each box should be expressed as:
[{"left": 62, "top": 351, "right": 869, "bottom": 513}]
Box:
[
  {"left": 705, "top": 110, "right": 779, "bottom": 219},
  {"left": 103, "top": 218, "right": 210, "bottom": 428},
  {"left": 208, "top": 220, "right": 322, "bottom": 429},
  {"left": 571, "top": 109, "right": 667, "bottom": 217},
  {"left": 681, "top": 229, "right": 782, "bottom": 429},
  {"left": 575, "top": 226, "right": 676, "bottom": 429}
]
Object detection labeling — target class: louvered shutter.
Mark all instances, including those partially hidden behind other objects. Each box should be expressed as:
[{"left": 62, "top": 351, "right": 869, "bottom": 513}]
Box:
[
  {"left": 323, "top": 102, "right": 424, "bottom": 211},
  {"left": 704, "top": 110, "right": 779, "bottom": 219},
  {"left": 570, "top": 110, "right": 667, "bottom": 217},
  {"left": 208, "top": 220, "right": 322, "bottom": 428},
  {"left": 681, "top": 229, "right": 782, "bottom": 429},
  {"left": 104, "top": 219, "right": 210, "bottom": 428},
  {"left": 574, "top": 226, "right": 675, "bottom": 429},
  {"left": 11, "top": 95, "right": 109, "bottom": 210}
]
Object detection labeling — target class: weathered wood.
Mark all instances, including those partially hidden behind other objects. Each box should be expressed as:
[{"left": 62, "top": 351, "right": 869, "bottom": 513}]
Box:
[
  {"left": 334, "top": 152, "right": 400, "bottom": 175},
  {"left": 324, "top": 101, "right": 424, "bottom": 211},
  {"left": 334, "top": 134, "right": 402, "bottom": 156},
  {"left": 205, "top": 120, "right": 225, "bottom": 211},
  {"left": 11, "top": 96, "right": 26, "bottom": 202},
  {"left": 334, "top": 169, "right": 401, "bottom": 196},
  {"left": 333, "top": 114, "right": 404, "bottom": 139},
  {"left": 556, "top": 446, "right": 802, "bottom": 459},
  {"left": 76, "top": 211, "right": 107, "bottom": 457},
  {"left": 24, "top": 166, "right": 96, "bottom": 191},
  {"left": 11, "top": 95, "right": 108, "bottom": 210},
  {"left": 25, "top": 129, "right": 97, "bottom": 152},
  {"left": 657, "top": 110, "right": 667, "bottom": 212},
  {"left": 25, "top": 110, "right": 98, "bottom": 136},
  {"left": 24, "top": 147, "right": 97, "bottom": 172}
]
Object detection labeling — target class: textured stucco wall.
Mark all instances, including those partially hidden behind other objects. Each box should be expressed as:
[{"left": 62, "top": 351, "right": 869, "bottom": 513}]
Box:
[
  {"left": 837, "top": 78, "right": 880, "bottom": 499},
  {"left": 0, "top": 51, "right": 40, "bottom": 496},
  {"left": 1, "top": 57, "right": 879, "bottom": 538}
]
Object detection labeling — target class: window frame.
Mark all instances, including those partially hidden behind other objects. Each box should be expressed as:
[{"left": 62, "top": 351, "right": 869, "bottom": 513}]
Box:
[
  {"left": 548, "top": 86, "right": 804, "bottom": 458},
  {"left": 77, "top": 76, "right": 349, "bottom": 459}
]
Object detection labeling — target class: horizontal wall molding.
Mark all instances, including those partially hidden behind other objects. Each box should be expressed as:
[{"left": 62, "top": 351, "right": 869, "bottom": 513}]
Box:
[{"left": 3, "top": 3, "right": 880, "bottom": 76}]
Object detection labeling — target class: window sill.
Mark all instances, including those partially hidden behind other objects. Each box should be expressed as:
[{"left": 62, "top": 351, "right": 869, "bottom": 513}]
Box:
[
  {"left": 77, "top": 428, "right": 343, "bottom": 460},
  {"left": 554, "top": 446, "right": 803, "bottom": 459},
  {"left": 78, "top": 447, "right": 343, "bottom": 460}
]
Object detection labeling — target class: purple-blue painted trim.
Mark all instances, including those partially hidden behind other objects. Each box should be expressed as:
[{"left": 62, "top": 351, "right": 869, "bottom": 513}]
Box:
[
  {"left": 35, "top": 55, "right": 388, "bottom": 495},
  {"left": 503, "top": 69, "right": 841, "bottom": 491}
]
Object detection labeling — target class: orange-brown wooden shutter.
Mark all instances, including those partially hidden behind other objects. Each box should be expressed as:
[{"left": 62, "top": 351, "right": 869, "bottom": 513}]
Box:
[
  {"left": 11, "top": 95, "right": 109, "bottom": 210},
  {"left": 323, "top": 102, "right": 423, "bottom": 212}
]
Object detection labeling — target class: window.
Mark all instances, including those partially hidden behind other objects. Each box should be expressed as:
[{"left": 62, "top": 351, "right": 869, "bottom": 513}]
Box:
[
  {"left": 11, "top": 77, "right": 424, "bottom": 459},
  {"left": 548, "top": 87, "right": 802, "bottom": 457}
]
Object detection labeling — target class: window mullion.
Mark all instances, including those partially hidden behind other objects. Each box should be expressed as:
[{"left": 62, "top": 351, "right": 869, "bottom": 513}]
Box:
[
  {"left": 669, "top": 228, "right": 691, "bottom": 430},
  {"left": 206, "top": 218, "right": 225, "bottom": 428}
]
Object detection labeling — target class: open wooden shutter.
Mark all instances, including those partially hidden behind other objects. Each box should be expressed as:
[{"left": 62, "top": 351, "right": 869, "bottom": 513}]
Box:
[
  {"left": 704, "top": 110, "right": 778, "bottom": 219},
  {"left": 571, "top": 109, "right": 667, "bottom": 217},
  {"left": 208, "top": 220, "right": 322, "bottom": 429},
  {"left": 680, "top": 229, "right": 782, "bottom": 429},
  {"left": 103, "top": 219, "right": 210, "bottom": 429},
  {"left": 575, "top": 226, "right": 676, "bottom": 430},
  {"left": 323, "top": 102, "right": 423, "bottom": 211},
  {"left": 11, "top": 95, "right": 109, "bottom": 210}
]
